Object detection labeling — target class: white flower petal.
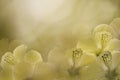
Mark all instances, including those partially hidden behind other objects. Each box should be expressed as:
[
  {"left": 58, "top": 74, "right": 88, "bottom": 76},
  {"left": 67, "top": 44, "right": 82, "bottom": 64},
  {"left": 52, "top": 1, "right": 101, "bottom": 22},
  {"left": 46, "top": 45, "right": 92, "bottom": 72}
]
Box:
[
  {"left": 79, "top": 52, "right": 97, "bottom": 67},
  {"left": 80, "top": 62, "right": 106, "bottom": 80},
  {"left": 110, "top": 18, "right": 120, "bottom": 38},
  {"left": 93, "top": 24, "right": 114, "bottom": 51},
  {"left": 24, "top": 50, "right": 43, "bottom": 64},
  {"left": 13, "top": 45, "right": 27, "bottom": 62},
  {"left": 1, "top": 52, "right": 16, "bottom": 71},
  {"left": 104, "top": 39, "right": 120, "bottom": 52},
  {"left": 77, "top": 38, "right": 97, "bottom": 53},
  {"left": 48, "top": 47, "right": 70, "bottom": 70},
  {"left": 112, "top": 51, "right": 120, "bottom": 70}
]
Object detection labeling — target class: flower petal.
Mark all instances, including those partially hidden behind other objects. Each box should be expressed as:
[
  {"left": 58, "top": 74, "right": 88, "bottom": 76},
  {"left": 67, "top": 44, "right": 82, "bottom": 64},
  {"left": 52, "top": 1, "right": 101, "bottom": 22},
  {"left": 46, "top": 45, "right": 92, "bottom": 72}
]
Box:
[
  {"left": 79, "top": 52, "right": 97, "bottom": 67},
  {"left": 77, "top": 38, "right": 97, "bottom": 53},
  {"left": 80, "top": 61, "right": 106, "bottom": 80},
  {"left": 110, "top": 18, "right": 120, "bottom": 38},
  {"left": 112, "top": 51, "right": 120, "bottom": 70},
  {"left": 93, "top": 24, "right": 114, "bottom": 34},
  {"left": 1, "top": 52, "right": 16, "bottom": 70},
  {"left": 24, "top": 50, "right": 43, "bottom": 64},
  {"left": 93, "top": 24, "right": 114, "bottom": 51},
  {"left": 48, "top": 47, "right": 70, "bottom": 70},
  {"left": 104, "top": 39, "right": 120, "bottom": 52},
  {"left": 13, "top": 45, "right": 27, "bottom": 62}
]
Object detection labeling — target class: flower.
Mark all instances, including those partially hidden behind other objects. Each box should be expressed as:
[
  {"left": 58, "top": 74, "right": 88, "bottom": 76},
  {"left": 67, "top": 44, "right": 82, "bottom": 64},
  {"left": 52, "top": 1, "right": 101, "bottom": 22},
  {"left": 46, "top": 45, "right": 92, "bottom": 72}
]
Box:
[
  {"left": 77, "top": 24, "right": 118, "bottom": 56},
  {"left": 0, "top": 44, "right": 43, "bottom": 80},
  {"left": 0, "top": 39, "right": 23, "bottom": 60},
  {"left": 0, "top": 52, "right": 16, "bottom": 80},
  {"left": 90, "top": 51, "right": 120, "bottom": 80},
  {"left": 78, "top": 20, "right": 120, "bottom": 80},
  {"left": 13, "top": 45, "right": 43, "bottom": 80},
  {"left": 47, "top": 44, "right": 96, "bottom": 79}
]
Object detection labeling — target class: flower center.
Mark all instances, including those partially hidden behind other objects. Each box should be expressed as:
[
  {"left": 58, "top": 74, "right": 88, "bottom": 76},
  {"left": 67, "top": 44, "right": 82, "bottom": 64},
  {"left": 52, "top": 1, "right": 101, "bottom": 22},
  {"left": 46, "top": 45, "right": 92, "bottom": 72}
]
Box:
[
  {"left": 68, "top": 48, "right": 83, "bottom": 77},
  {"left": 1, "top": 52, "right": 16, "bottom": 66},
  {"left": 101, "top": 51, "right": 112, "bottom": 69},
  {"left": 101, "top": 51, "right": 120, "bottom": 80},
  {"left": 95, "top": 31, "right": 113, "bottom": 50},
  {"left": 72, "top": 48, "right": 83, "bottom": 67}
]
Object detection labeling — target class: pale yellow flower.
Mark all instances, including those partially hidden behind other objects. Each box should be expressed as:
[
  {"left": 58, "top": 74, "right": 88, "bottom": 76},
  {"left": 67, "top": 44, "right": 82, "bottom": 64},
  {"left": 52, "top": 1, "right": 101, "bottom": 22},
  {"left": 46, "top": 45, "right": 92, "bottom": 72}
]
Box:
[
  {"left": 47, "top": 44, "right": 96, "bottom": 80},
  {"left": 0, "top": 44, "right": 43, "bottom": 80},
  {"left": 0, "top": 39, "right": 23, "bottom": 60},
  {"left": 77, "top": 24, "right": 119, "bottom": 56},
  {"left": 13, "top": 45, "right": 43, "bottom": 80},
  {"left": 0, "top": 52, "right": 16, "bottom": 80}
]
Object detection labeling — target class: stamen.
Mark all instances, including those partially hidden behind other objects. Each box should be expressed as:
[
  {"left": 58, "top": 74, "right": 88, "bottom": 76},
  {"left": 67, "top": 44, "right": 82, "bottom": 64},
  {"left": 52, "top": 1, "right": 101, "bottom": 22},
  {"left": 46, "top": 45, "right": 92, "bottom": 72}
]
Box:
[
  {"left": 95, "top": 31, "right": 113, "bottom": 49},
  {"left": 72, "top": 48, "right": 83, "bottom": 67},
  {"left": 101, "top": 51, "right": 112, "bottom": 68},
  {"left": 93, "top": 24, "right": 114, "bottom": 52}
]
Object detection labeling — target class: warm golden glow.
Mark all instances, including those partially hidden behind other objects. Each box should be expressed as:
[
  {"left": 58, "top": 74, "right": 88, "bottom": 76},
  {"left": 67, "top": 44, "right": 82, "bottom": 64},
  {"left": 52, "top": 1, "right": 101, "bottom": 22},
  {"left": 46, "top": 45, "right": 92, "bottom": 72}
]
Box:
[{"left": 0, "top": 0, "right": 120, "bottom": 80}]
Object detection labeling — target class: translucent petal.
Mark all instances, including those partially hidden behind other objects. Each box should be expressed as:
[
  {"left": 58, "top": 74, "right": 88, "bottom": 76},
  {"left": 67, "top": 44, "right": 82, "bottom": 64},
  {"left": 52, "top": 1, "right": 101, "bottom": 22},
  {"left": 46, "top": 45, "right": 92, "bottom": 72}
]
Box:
[
  {"left": 24, "top": 50, "right": 43, "bottom": 64},
  {"left": 79, "top": 52, "right": 97, "bottom": 67},
  {"left": 110, "top": 18, "right": 120, "bottom": 38},
  {"left": 104, "top": 39, "right": 120, "bottom": 52},
  {"left": 76, "top": 38, "right": 97, "bottom": 53},
  {"left": 48, "top": 47, "right": 70, "bottom": 70},
  {"left": 93, "top": 24, "right": 114, "bottom": 35},
  {"left": 13, "top": 45, "right": 27, "bottom": 62},
  {"left": 112, "top": 51, "right": 120, "bottom": 71},
  {"left": 1, "top": 52, "right": 16, "bottom": 70},
  {"left": 80, "top": 61, "right": 106, "bottom": 80},
  {"left": 93, "top": 24, "right": 114, "bottom": 50},
  {"left": 94, "top": 31, "right": 113, "bottom": 49}
]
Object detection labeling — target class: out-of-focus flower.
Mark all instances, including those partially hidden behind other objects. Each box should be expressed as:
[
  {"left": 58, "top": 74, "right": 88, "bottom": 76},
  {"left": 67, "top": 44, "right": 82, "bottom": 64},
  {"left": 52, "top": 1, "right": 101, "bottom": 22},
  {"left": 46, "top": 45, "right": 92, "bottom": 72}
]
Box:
[
  {"left": 93, "top": 24, "right": 114, "bottom": 52},
  {"left": 0, "top": 39, "right": 23, "bottom": 60},
  {"left": 24, "top": 50, "right": 43, "bottom": 64},
  {"left": 47, "top": 43, "right": 96, "bottom": 80},
  {"left": 0, "top": 52, "right": 16, "bottom": 80},
  {"left": 13, "top": 45, "right": 43, "bottom": 80},
  {"left": 78, "top": 21, "right": 120, "bottom": 80},
  {"left": 1, "top": 52, "right": 16, "bottom": 70},
  {"left": 0, "top": 18, "right": 120, "bottom": 80},
  {"left": 82, "top": 51, "right": 120, "bottom": 80},
  {"left": 0, "top": 44, "right": 43, "bottom": 80}
]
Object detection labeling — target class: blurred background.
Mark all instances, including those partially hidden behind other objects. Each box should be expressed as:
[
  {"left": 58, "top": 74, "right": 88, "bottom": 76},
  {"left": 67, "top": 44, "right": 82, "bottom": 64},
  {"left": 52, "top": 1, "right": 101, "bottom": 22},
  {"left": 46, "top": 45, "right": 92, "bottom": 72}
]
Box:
[{"left": 0, "top": 0, "right": 120, "bottom": 60}]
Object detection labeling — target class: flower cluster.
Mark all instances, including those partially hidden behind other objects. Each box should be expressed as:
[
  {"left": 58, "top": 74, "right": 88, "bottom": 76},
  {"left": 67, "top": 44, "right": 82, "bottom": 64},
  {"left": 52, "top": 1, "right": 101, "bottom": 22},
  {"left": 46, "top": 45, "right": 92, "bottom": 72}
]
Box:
[{"left": 0, "top": 18, "right": 120, "bottom": 80}]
